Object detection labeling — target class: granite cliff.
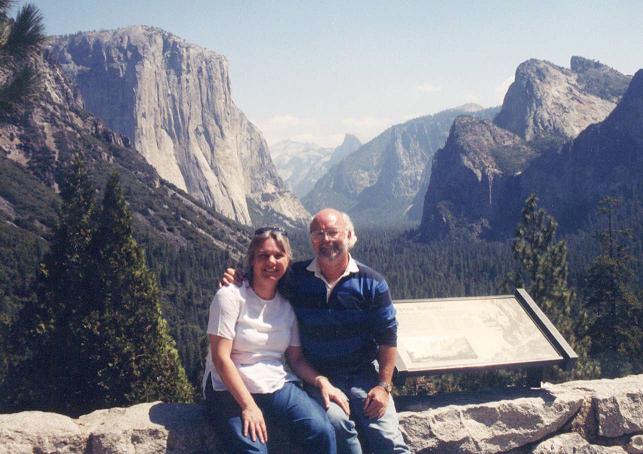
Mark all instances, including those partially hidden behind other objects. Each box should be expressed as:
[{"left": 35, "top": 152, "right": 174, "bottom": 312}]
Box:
[
  {"left": 420, "top": 58, "right": 637, "bottom": 240},
  {"left": 420, "top": 116, "right": 538, "bottom": 239},
  {"left": 303, "top": 104, "right": 497, "bottom": 226},
  {"left": 0, "top": 48, "right": 253, "bottom": 381},
  {"left": 494, "top": 57, "right": 630, "bottom": 142},
  {"left": 0, "top": 48, "right": 248, "bottom": 253},
  {"left": 518, "top": 67, "right": 643, "bottom": 231},
  {"left": 47, "top": 25, "right": 308, "bottom": 227}
]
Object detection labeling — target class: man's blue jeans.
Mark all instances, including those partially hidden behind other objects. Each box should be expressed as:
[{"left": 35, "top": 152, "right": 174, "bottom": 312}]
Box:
[
  {"left": 304, "top": 364, "right": 410, "bottom": 454},
  {"left": 205, "top": 378, "right": 336, "bottom": 453}
]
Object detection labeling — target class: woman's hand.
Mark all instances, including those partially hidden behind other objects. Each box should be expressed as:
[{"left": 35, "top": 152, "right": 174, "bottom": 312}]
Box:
[{"left": 242, "top": 403, "right": 268, "bottom": 443}]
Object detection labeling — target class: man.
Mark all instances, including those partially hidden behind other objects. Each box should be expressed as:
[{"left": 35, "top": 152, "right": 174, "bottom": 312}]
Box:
[{"left": 225, "top": 208, "right": 409, "bottom": 453}]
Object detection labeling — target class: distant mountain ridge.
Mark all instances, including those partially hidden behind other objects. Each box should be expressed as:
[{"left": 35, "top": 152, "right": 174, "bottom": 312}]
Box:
[
  {"left": 47, "top": 25, "right": 308, "bottom": 228},
  {"left": 270, "top": 134, "right": 361, "bottom": 198},
  {"left": 419, "top": 57, "right": 638, "bottom": 240},
  {"left": 303, "top": 104, "right": 498, "bottom": 225}
]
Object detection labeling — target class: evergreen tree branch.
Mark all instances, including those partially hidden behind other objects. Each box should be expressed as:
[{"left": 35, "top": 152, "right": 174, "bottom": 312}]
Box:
[
  {"left": 2, "top": 3, "right": 45, "bottom": 59},
  {"left": 0, "top": 65, "right": 39, "bottom": 112}
]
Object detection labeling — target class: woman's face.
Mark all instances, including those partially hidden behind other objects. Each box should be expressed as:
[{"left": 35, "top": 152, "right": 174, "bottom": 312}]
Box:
[{"left": 251, "top": 237, "right": 289, "bottom": 285}]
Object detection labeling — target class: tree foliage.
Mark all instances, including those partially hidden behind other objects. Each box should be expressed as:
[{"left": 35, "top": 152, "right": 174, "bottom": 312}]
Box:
[
  {"left": 4, "top": 156, "right": 95, "bottom": 411},
  {"left": 82, "top": 172, "right": 192, "bottom": 408},
  {"left": 509, "top": 195, "right": 599, "bottom": 380},
  {"left": 4, "top": 162, "right": 191, "bottom": 415},
  {"left": 581, "top": 197, "right": 642, "bottom": 377},
  {"left": 0, "top": 1, "right": 45, "bottom": 115}
]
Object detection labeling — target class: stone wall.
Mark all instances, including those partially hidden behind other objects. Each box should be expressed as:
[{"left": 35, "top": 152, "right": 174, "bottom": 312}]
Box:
[{"left": 1, "top": 375, "right": 641, "bottom": 453}]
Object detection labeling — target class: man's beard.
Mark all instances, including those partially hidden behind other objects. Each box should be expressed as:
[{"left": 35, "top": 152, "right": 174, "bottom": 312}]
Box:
[{"left": 318, "top": 242, "right": 346, "bottom": 261}]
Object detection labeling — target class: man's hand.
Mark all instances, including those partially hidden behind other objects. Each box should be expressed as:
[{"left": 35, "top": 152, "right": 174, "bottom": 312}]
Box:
[
  {"left": 316, "top": 376, "right": 350, "bottom": 416},
  {"left": 363, "top": 385, "right": 389, "bottom": 419},
  {"left": 241, "top": 403, "right": 268, "bottom": 443},
  {"left": 219, "top": 267, "right": 244, "bottom": 288}
]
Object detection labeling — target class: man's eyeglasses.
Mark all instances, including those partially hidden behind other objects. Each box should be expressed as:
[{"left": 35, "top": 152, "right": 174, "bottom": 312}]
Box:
[
  {"left": 310, "top": 229, "right": 343, "bottom": 241},
  {"left": 254, "top": 226, "right": 288, "bottom": 237}
]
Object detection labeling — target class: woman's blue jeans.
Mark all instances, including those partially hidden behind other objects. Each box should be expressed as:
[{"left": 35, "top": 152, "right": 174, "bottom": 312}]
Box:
[{"left": 204, "top": 377, "right": 336, "bottom": 453}]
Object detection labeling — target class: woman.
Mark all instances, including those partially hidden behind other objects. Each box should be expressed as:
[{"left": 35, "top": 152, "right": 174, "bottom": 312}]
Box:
[{"left": 202, "top": 227, "right": 339, "bottom": 453}]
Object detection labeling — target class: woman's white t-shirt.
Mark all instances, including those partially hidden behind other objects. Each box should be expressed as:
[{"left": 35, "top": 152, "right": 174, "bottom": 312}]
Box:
[{"left": 202, "top": 281, "right": 301, "bottom": 394}]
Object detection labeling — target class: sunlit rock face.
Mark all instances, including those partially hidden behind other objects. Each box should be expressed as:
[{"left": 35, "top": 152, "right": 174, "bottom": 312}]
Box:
[
  {"left": 48, "top": 26, "right": 308, "bottom": 227},
  {"left": 419, "top": 57, "right": 636, "bottom": 241},
  {"left": 495, "top": 57, "right": 630, "bottom": 142}
]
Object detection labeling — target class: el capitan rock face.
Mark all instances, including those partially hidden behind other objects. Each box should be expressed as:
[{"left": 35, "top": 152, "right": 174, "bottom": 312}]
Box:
[
  {"left": 47, "top": 25, "right": 308, "bottom": 227},
  {"left": 0, "top": 48, "right": 249, "bottom": 254},
  {"left": 419, "top": 58, "right": 638, "bottom": 241}
]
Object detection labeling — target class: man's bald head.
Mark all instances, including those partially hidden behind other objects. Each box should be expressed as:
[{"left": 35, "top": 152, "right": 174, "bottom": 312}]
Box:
[{"left": 309, "top": 208, "right": 357, "bottom": 252}]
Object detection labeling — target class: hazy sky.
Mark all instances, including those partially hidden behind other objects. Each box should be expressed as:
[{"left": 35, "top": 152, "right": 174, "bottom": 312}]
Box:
[{"left": 25, "top": 0, "right": 643, "bottom": 147}]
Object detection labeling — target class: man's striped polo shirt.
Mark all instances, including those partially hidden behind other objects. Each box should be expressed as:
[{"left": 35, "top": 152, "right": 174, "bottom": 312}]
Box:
[{"left": 280, "top": 257, "right": 398, "bottom": 377}]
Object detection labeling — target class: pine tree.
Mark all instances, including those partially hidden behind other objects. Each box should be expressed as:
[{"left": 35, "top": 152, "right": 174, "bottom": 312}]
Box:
[
  {"left": 5, "top": 166, "right": 192, "bottom": 414},
  {"left": 82, "top": 172, "right": 192, "bottom": 408},
  {"left": 0, "top": 1, "right": 45, "bottom": 114},
  {"left": 582, "top": 197, "right": 642, "bottom": 377},
  {"left": 5, "top": 156, "right": 96, "bottom": 412},
  {"left": 510, "top": 195, "right": 599, "bottom": 380}
]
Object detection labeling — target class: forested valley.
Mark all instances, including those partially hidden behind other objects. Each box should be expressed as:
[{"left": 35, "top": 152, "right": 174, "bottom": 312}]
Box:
[{"left": 2, "top": 168, "right": 641, "bottom": 413}]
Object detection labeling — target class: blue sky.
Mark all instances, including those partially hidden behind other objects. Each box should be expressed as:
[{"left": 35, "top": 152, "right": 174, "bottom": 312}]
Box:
[{"left": 25, "top": 0, "right": 643, "bottom": 147}]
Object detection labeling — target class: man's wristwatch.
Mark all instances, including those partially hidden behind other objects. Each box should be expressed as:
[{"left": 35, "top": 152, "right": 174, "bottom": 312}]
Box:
[{"left": 377, "top": 380, "right": 393, "bottom": 394}]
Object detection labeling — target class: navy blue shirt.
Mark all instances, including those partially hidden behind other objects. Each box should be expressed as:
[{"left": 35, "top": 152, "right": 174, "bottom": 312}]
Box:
[{"left": 280, "top": 258, "right": 398, "bottom": 376}]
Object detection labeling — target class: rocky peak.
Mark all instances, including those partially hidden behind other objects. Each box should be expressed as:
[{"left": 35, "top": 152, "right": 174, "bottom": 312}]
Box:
[
  {"left": 420, "top": 65, "right": 642, "bottom": 241},
  {"left": 270, "top": 140, "right": 332, "bottom": 198},
  {"left": 494, "top": 58, "right": 625, "bottom": 142},
  {"left": 570, "top": 56, "right": 632, "bottom": 102},
  {"left": 328, "top": 133, "right": 362, "bottom": 166},
  {"left": 304, "top": 105, "right": 495, "bottom": 226},
  {"left": 419, "top": 116, "right": 536, "bottom": 239},
  {"left": 47, "top": 26, "right": 308, "bottom": 227}
]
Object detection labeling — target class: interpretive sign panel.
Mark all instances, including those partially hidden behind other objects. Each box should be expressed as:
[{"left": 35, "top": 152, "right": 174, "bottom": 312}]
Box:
[{"left": 394, "top": 289, "right": 577, "bottom": 375}]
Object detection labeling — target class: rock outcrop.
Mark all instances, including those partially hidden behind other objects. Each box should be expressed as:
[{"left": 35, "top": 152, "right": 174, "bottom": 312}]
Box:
[
  {"left": 1, "top": 375, "right": 641, "bottom": 453},
  {"left": 517, "top": 68, "right": 643, "bottom": 232},
  {"left": 47, "top": 26, "right": 308, "bottom": 227},
  {"left": 419, "top": 116, "right": 537, "bottom": 239},
  {"left": 0, "top": 49, "right": 251, "bottom": 381},
  {"left": 303, "top": 104, "right": 497, "bottom": 226},
  {"left": 270, "top": 134, "right": 361, "bottom": 198},
  {"left": 0, "top": 48, "right": 248, "bottom": 253},
  {"left": 494, "top": 57, "right": 630, "bottom": 142},
  {"left": 419, "top": 58, "right": 638, "bottom": 241}
]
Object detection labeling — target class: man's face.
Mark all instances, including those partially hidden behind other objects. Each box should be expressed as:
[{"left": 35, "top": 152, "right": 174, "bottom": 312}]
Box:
[{"left": 309, "top": 211, "right": 350, "bottom": 262}]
